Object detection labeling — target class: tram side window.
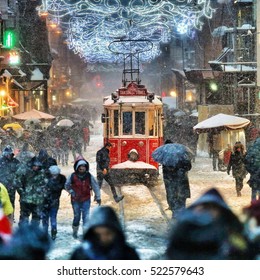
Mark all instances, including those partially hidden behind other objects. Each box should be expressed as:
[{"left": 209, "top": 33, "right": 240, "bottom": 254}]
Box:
[
  {"left": 155, "top": 111, "right": 158, "bottom": 136},
  {"left": 123, "top": 112, "right": 132, "bottom": 135},
  {"left": 114, "top": 110, "right": 119, "bottom": 136},
  {"left": 148, "top": 110, "right": 154, "bottom": 136},
  {"left": 135, "top": 112, "right": 145, "bottom": 135}
]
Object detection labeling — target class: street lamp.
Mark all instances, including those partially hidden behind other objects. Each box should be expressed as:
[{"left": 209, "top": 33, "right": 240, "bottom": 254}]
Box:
[
  {"left": 170, "top": 90, "right": 178, "bottom": 108},
  {"left": 209, "top": 81, "right": 218, "bottom": 92},
  {"left": 0, "top": 89, "right": 6, "bottom": 96}
]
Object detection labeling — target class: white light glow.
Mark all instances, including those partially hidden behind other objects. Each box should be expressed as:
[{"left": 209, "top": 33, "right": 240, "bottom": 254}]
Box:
[{"left": 41, "top": 0, "right": 215, "bottom": 63}]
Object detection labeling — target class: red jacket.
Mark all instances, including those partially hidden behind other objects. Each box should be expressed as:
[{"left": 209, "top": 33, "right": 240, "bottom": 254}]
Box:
[{"left": 70, "top": 173, "right": 91, "bottom": 202}]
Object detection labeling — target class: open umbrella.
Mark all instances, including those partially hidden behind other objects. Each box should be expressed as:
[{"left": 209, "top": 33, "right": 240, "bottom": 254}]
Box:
[
  {"left": 12, "top": 109, "right": 55, "bottom": 121},
  {"left": 3, "top": 123, "right": 23, "bottom": 131},
  {"left": 152, "top": 143, "right": 193, "bottom": 167},
  {"left": 56, "top": 119, "right": 74, "bottom": 127}
]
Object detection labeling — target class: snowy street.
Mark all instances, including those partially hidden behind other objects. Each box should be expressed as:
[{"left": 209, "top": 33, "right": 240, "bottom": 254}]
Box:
[{"left": 12, "top": 128, "right": 252, "bottom": 260}]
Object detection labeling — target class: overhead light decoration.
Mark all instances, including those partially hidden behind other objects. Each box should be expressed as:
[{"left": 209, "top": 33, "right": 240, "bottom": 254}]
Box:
[{"left": 41, "top": 0, "right": 215, "bottom": 63}]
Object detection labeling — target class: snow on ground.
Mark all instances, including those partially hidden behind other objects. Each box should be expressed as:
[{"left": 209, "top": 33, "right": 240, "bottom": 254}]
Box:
[{"left": 13, "top": 124, "right": 253, "bottom": 260}]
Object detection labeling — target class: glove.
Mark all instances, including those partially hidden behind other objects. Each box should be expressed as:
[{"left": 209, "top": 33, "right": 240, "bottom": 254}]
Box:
[
  {"left": 96, "top": 199, "right": 101, "bottom": 206},
  {"left": 69, "top": 190, "right": 75, "bottom": 197}
]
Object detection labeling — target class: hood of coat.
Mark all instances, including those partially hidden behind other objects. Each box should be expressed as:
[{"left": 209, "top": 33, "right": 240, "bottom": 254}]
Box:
[
  {"left": 188, "top": 188, "right": 243, "bottom": 231},
  {"left": 38, "top": 149, "right": 49, "bottom": 162},
  {"left": 73, "top": 158, "right": 89, "bottom": 172},
  {"left": 166, "top": 210, "right": 227, "bottom": 260},
  {"left": 83, "top": 206, "right": 125, "bottom": 243},
  {"left": 189, "top": 188, "right": 229, "bottom": 210}
]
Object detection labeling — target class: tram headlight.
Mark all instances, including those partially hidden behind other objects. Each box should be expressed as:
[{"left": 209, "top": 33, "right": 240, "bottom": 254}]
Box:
[
  {"left": 147, "top": 92, "right": 154, "bottom": 102},
  {"left": 111, "top": 92, "right": 119, "bottom": 102}
]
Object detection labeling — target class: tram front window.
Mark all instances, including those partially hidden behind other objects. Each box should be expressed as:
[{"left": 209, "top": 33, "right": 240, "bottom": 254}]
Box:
[
  {"left": 135, "top": 112, "right": 145, "bottom": 135},
  {"left": 123, "top": 111, "right": 132, "bottom": 135}
]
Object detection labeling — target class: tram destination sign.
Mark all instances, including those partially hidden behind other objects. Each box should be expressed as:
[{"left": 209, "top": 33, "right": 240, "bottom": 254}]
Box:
[{"left": 118, "top": 82, "right": 147, "bottom": 97}]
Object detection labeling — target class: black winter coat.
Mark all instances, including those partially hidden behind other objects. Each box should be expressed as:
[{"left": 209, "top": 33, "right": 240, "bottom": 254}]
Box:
[
  {"left": 45, "top": 174, "right": 66, "bottom": 208},
  {"left": 162, "top": 159, "right": 192, "bottom": 199},
  {"left": 227, "top": 152, "right": 247, "bottom": 179},
  {"left": 96, "top": 147, "right": 110, "bottom": 171},
  {"left": 0, "top": 155, "right": 20, "bottom": 189},
  {"left": 70, "top": 206, "right": 140, "bottom": 260}
]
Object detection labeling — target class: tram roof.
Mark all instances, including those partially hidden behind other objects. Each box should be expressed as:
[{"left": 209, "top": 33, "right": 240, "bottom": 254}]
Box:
[{"left": 103, "top": 95, "right": 163, "bottom": 106}]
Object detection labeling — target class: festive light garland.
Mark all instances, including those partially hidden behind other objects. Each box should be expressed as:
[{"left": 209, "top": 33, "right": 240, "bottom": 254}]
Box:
[{"left": 40, "top": 0, "right": 215, "bottom": 63}]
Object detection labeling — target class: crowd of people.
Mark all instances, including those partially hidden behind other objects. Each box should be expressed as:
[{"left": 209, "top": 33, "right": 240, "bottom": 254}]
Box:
[
  {"left": 0, "top": 122, "right": 92, "bottom": 166},
  {"left": 1, "top": 107, "right": 260, "bottom": 259},
  {"left": 0, "top": 103, "right": 99, "bottom": 165},
  {"left": 1, "top": 184, "right": 260, "bottom": 260},
  {"left": 0, "top": 132, "right": 128, "bottom": 257}
]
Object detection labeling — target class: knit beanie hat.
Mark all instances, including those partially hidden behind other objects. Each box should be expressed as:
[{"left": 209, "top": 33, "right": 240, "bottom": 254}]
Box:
[{"left": 49, "top": 165, "right": 60, "bottom": 175}]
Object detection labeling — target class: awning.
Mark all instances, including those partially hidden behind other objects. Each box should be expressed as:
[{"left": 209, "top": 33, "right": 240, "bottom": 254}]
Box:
[
  {"left": 193, "top": 113, "right": 251, "bottom": 133},
  {"left": 12, "top": 109, "right": 55, "bottom": 120},
  {"left": 0, "top": 68, "right": 26, "bottom": 89},
  {"left": 11, "top": 78, "right": 25, "bottom": 89}
]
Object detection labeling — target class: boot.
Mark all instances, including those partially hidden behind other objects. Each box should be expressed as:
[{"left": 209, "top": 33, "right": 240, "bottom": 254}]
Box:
[
  {"left": 110, "top": 186, "right": 124, "bottom": 203},
  {"left": 113, "top": 195, "right": 124, "bottom": 203},
  {"left": 51, "top": 229, "right": 57, "bottom": 240},
  {"left": 72, "top": 226, "right": 79, "bottom": 239}
]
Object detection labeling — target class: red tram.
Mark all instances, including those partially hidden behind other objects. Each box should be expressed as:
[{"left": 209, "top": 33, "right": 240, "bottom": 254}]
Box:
[
  {"left": 102, "top": 82, "right": 164, "bottom": 186},
  {"left": 101, "top": 40, "right": 164, "bottom": 186}
]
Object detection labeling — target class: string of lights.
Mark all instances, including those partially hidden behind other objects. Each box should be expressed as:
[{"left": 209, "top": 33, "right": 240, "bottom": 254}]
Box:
[{"left": 39, "top": 0, "right": 215, "bottom": 63}]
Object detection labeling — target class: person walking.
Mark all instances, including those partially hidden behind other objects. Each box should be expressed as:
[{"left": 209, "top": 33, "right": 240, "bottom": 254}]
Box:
[
  {"left": 41, "top": 165, "right": 66, "bottom": 240},
  {"left": 227, "top": 142, "right": 247, "bottom": 197},
  {"left": 0, "top": 145, "right": 20, "bottom": 219},
  {"left": 0, "top": 183, "right": 14, "bottom": 223},
  {"left": 247, "top": 172, "right": 260, "bottom": 201},
  {"left": 83, "top": 126, "right": 90, "bottom": 152},
  {"left": 60, "top": 132, "right": 70, "bottom": 166},
  {"left": 96, "top": 142, "right": 124, "bottom": 203},
  {"left": 176, "top": 187, "right": 253, "bottom": 260},
  {"left": 65, "top": 158, "right": 101, "bottom": 239},
  {"left": 244, "top": 137, "right": 260, "bottom": 202},
  {"left": 70, "top": 206, "right": 140, "bottom": 260},
  {"left": 162, "top": 157, "right": 192, "bottom": 219},
  {"left": 207, "top": 131, "right": 221, "bottom": 171},
  {"left": 16, "top": 157, "right": 48, "bottom": 227},
  {"left": 37, "top": 149, "right": 57, "bottom": 171},
  {"left": 15, "top": 142, "right": 35, "bottom": 164}
]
